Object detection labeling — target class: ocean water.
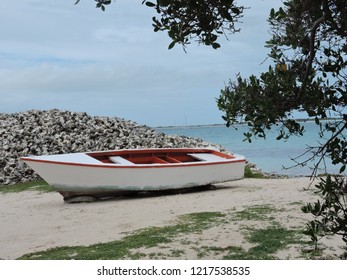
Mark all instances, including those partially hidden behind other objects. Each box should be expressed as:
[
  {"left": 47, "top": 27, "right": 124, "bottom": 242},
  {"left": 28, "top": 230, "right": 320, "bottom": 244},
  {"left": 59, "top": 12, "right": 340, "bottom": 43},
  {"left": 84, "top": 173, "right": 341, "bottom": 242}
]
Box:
[{"left": 156, "top": 121, "right": 342, "bottom": 177}]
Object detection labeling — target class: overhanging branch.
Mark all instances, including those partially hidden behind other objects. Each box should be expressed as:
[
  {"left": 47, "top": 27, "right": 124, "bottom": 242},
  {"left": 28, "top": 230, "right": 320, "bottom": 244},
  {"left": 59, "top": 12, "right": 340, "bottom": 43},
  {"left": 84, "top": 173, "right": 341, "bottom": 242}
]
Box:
[{"left": 300, "top": 15, "right": 325, "bottom": 98}]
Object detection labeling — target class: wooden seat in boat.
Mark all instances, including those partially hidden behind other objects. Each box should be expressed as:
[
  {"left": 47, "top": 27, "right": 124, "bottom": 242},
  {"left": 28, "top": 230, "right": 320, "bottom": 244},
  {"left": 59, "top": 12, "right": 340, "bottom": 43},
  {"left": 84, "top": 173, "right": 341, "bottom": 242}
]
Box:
[
  {"left": 109, "top": 156, "right": 135, "bottom": 165},
  {"left": 188, "top": 153, "right": 229, "bottom": 162}
]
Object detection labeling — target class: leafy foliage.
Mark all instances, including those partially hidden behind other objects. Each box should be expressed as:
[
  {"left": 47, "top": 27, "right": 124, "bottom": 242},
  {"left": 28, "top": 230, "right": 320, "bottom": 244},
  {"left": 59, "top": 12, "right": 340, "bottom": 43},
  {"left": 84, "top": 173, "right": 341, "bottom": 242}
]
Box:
[
  {"left": 143, "top": 0, "right": 244, "bottom": 50},
  {"left": 215, "top": 1, "right": 347, "bottom": 252},
  {"left": 217, "top": 0, "right": 347, "bottom": 175},
  {"left": 302, "top": 175, "right": 347, "bottom": 254}
]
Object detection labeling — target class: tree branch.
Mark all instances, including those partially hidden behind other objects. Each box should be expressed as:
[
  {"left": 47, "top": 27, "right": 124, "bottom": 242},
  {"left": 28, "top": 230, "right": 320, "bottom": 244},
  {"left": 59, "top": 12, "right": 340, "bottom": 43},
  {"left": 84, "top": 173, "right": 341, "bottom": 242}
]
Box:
[
  {"left": 300, "top": 15, "right": 325, "bottom": 98},
  {"left": 286, "top": 120, "right": 347, "bottom": 178}
]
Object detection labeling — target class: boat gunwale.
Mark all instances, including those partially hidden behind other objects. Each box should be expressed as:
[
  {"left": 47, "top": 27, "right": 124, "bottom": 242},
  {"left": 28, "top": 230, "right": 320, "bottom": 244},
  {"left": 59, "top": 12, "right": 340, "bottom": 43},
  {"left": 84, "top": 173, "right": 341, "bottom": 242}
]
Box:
[
  {"left": 20, "top": 148, "right": 246, "bottom": 169},
  {"left": 20, "top": 157, "right": 246, "bottom": 169}
]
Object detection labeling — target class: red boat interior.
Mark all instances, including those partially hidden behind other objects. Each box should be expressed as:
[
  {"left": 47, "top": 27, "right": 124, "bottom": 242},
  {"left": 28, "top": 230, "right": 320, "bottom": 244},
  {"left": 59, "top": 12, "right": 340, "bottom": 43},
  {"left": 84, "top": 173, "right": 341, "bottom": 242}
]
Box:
[{"left": 86, "top": 149, "right": 234, "bottom": 165}]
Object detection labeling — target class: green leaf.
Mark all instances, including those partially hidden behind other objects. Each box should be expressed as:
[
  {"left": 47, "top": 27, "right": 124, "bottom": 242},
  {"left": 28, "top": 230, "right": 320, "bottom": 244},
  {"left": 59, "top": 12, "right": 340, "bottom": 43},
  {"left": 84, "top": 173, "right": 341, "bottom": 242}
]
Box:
[
  {"left": 339, "top": 165, "right": 346, "bottom": 173},
  {"left": 158, "top": 0, "right": 170, "bottom": 6},
  {"left": 270, "top": 8, "right": 275, "bottom": 18},
  {"left": 276, "top": 134, "right": 283, "bottom": 140},
  {"left": 212, "top": 42, "right": 221, "bottom": 49},
  {"left": 231, "top": 7, "right": 240, "bottom": 15},
  {"left": 168, "top": 41, "right": 176, "bottom": 49},
  {"left": 145, "top": 1, "right": 156, "bottom": 7}
]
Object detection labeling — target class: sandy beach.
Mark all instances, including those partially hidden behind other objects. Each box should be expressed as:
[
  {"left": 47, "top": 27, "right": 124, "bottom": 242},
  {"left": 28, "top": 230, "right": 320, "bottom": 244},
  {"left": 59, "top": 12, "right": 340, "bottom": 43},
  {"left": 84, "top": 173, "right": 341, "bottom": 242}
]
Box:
[{"left": 0, "top": 177, "right": 345, "bottom": 259}]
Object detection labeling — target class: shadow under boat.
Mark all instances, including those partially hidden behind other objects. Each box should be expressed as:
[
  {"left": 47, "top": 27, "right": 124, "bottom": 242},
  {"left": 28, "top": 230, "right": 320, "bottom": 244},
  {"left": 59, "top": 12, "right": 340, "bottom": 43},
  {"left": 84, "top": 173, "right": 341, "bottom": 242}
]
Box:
[{"left": 63, "top": 184, "right": 235, "bottom": 203}]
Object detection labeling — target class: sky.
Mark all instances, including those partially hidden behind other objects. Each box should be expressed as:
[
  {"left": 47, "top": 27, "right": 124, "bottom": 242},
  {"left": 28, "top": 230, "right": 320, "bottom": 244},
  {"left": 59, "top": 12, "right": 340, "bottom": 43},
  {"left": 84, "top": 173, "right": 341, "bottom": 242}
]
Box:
[{"left": 0, "top": 0, "right": 282, "bottom": 127}]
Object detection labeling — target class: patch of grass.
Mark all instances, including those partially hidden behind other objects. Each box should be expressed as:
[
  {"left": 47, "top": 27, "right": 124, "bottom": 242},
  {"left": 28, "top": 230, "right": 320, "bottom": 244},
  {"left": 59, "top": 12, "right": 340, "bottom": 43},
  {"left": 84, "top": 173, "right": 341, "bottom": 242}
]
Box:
[
  {"left": 288, "top": 201, "right": 304, "bottom": 206},
  {"left": 169, "top": 249, "right": 185, "bottom": 258},
  {"left": 19, "top": 227, "right": 174, "bottom": 260},
  {"left": 224, "top": 224, "right": 302, "bottom": 260},
  {"left": 126, "top": 252, "right": 147, "bottom": 259},
  {"left": 222, "top": 205, "right": 307, "bottom": 259},
  {"left": 18, "top": 211, "right": 227, "bottom": 260},
  {"left": 180, "top": 212, "right": 227, "bottom": 232},
  {"left": 231, "top": 205, "right": 281, "bottom": 221},
  {"left": 246, "top": 225, "right": 299, "bottom": 258},
  {"left": 244, "top": 166, "right": 265, "bottom": 178},
  {"left": 0, "top": 180, "right": 54, "bottom": 193},
  {"left": 195, "top": 245, "right": 245, "bottom": 259},
  {"left": 148, "top": 252, "right": 167, "bottom": 259},
  {"left": 188, "top": 223, "right": 306, "bottom": 260}
]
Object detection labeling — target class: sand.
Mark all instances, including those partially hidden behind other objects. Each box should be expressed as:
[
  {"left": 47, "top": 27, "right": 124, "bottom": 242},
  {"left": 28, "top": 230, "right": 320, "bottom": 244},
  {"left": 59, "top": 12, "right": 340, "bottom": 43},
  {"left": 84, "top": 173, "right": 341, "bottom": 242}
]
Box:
[{"left": 0, "top": 177, "right": 345, "bottom": 259}]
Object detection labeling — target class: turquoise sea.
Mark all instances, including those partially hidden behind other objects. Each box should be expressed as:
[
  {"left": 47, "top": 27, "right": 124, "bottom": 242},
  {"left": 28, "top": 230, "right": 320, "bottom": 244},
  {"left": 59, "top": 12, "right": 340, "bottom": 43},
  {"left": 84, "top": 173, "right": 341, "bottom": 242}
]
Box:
[{"left": 156, "top": 121, "right": 342, "bottom": 177}]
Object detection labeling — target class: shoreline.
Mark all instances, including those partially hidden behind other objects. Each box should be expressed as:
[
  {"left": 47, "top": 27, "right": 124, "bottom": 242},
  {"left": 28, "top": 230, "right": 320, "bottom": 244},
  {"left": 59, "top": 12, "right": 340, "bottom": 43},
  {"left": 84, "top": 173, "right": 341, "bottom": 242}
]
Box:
[
  {"left": 0, "top": 177, "right": 344, "bottom": 260},
  {"left": 154, "top": 118, "right": 343, "bottom": 129}
]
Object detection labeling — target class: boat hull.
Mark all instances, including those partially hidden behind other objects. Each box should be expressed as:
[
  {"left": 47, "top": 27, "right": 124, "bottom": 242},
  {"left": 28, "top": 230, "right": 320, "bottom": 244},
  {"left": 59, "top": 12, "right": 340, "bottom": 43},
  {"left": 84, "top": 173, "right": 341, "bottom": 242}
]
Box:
[{"left": 21, "top": 148, "right": 245, "bottom": 200}]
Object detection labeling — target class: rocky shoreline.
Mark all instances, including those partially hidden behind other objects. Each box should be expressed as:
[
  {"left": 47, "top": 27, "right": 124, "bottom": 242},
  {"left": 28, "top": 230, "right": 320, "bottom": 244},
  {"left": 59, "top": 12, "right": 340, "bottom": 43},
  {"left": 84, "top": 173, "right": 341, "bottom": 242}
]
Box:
[{"left": 1, "top": 109, "right": 227, "bottom": 186}]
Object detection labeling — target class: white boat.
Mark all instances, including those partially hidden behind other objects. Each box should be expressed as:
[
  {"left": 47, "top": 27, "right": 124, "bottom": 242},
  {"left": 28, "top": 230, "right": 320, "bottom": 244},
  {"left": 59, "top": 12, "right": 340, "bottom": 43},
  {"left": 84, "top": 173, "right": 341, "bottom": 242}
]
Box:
[{"left": 21, "top": 148, "right": 245, "bottom": 202}]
